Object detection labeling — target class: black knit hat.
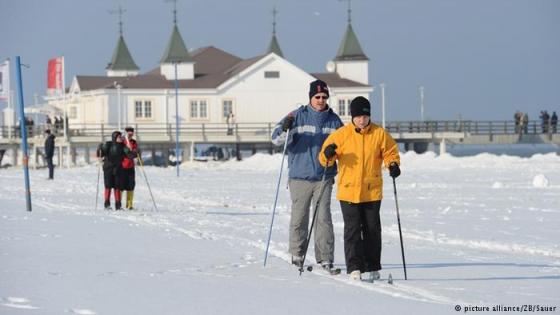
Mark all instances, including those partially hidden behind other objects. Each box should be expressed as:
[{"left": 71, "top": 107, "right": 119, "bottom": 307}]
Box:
[
  {"left": 124, "top": 126, "right": 134, "bottom": 132},
  {"left": 350, "top": 96, "right": 371, "bottom": 118},
  {"left": 308, "top": 79, "right": 330, "bottom": 99}
]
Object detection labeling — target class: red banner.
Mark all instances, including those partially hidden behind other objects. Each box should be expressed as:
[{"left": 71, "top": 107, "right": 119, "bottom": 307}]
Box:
[{"left": 47, "top": 57, "right": 63, "bottom": 94}]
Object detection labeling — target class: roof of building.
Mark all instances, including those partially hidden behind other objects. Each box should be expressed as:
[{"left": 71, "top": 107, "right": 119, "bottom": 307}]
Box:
[
  {"left": 311, "top": 73, "right": 370, "bottom": 88},
  {"left": 106, "top": 36, "right": 140, "bottom": 71},
  {"left": 334, "top": 23, "right": 368, "bottom": 61},
  {"left": 160, "top": 25, "right": 193, "bottom": 63},
  {"left": 76, "top": 46, "right": 368, "bottom": 91}
]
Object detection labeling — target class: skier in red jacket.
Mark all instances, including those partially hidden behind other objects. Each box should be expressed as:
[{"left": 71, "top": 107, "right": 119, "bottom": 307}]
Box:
[{"left": 122, "top": 126, "right": 138, "bottom": 210}]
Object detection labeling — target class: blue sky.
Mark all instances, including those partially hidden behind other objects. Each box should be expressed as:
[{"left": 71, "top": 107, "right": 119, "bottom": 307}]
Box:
[{"left": 1, "top": 0, "right": 559, "bottom": 120}]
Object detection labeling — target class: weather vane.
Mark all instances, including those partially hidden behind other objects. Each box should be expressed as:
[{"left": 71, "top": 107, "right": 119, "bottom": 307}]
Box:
[
  {"left": 108, "top": 5, "right": 126, "bottom": 36},
  {"left": 338, "top": 0, "right": 352, "bottom": 24},
  {"left": 165, "top": 0, "right": 179, "bottom": 24},
  {"left": 272, "top": 5, "right": 278, "bottom": 35}
]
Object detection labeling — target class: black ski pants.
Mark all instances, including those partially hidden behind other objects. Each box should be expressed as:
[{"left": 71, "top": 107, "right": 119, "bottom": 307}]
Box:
[
  {"left": 46, "top": 157, "right": 54, "bottom": 179},
  {"left": 340, "top": 200, "right": 382, "bottom": 274}
]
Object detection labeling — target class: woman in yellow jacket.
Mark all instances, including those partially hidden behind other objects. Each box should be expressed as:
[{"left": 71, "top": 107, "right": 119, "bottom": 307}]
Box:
[{"left": 319, "top": 96, "right": 401, "bottom": 281}]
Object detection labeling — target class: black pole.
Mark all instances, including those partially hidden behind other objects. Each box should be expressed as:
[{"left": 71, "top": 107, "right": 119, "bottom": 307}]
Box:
[
  {"left": 393, "top": 177, "right": 407, "bottom": 280},
  {"left": 299, "top": 166, "right": 328, "bottom": 275}
]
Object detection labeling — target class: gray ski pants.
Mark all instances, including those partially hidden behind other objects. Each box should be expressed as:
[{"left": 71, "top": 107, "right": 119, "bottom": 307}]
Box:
[{"left": 288, "top": 178, "right": 335, "bottom": 263}]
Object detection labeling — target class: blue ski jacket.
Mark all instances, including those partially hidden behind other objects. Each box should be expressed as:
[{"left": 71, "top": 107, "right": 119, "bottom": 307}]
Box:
[{"left": 271, "top": 104, "right": 343, "bottom": 181}]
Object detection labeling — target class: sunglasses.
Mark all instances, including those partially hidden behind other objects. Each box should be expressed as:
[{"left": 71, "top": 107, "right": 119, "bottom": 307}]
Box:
[{"left": 314, "top": 95, "right": 329, "bottom": 100}]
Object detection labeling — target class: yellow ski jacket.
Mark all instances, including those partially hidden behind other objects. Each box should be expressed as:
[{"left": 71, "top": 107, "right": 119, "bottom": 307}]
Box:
[{"left": 319, "top": 123, "right": 400, "bottom": 203}]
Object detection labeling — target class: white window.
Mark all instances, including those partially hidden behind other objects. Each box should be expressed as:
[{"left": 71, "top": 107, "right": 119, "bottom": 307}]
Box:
[
  {"left": 135, "top": 100, "right": 153, "bottom": 119},
  {"left": 135, "top": 101, "right": 143, "bottom": 118},
  {"left": 199, "top": 100, "right": 207, "bottom": 118},
  {"left": 190, "top": 100, "right": 208, "bottom": 119},
  {"left": 338, "top": 99, "right": 347, "bottom": 116},
  {"left": 190, "top": 101, "right": 198, "bottom": 118},
  {"left": 222, "top": 100, "right": 233, "bottom": 118},
  {"left": 69, "top": 106, "right": 78, "bottom": 119},
  {"left": 144, "top": 101, "right": 152, "bottom": 118}
]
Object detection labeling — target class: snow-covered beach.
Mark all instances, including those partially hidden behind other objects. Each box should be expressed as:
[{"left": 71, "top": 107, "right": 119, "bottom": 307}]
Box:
[{"left": 1, "top": 152, "right": 559, "bottom": 314}]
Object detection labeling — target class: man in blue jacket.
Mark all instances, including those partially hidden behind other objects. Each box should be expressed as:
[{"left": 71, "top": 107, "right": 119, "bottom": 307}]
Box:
[{"left": 271, "top": 79, "right": 343, "bottom": 273}]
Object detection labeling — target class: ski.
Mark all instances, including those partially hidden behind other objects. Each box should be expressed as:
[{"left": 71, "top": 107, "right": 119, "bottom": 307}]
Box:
[{"left": 299, "top": 264, "right": 342, "bottom": 275}]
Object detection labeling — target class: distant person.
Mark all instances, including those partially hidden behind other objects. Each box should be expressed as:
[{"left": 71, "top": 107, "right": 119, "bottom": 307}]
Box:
[
  {"left": 226, "top": 112, "right": 235, "bottom": 135},
  {"left": 122, "top": 127, "right": 138, "bottom": 210},
  {"left": 540, "top": 110, "right": 550, "bottom": 133},
  {"left": 513, "top": 111, "right": 521, "bottom": 133},
  {"left": 523, "top": 113, "right": 529, "bottom": 134},
  {"left": 46, "top": 115, "right": 52, "bottom": 130},
  {"left": 97, "top": 131, "right": 131, "bottom": 210},
  {"left": 551, "top": 111, "right": 558, "bottom": 133},
  {"left": 518, "top": 112, "right": 525, "bottom": 135},
  {"left": 271, "top": 79, "right": 344, "bottom": 274},
  {"left": 54, "top": 116, "right": 61, "bottom": 134},
  {"left": 44, "top": 129, "right": 56, "bottom": 180}
]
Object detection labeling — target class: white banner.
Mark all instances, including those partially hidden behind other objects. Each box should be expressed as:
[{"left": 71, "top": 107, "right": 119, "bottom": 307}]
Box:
[{"left": 0, "top": 59, "right": 9, "bottom": 101}]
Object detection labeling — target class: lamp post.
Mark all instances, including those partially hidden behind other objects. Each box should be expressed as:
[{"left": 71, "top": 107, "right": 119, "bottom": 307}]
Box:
[
  {"left": 116, "top": 83, "right": 122, "bottom": 130},
  {"left": 419, "top": 85, "right": 425, "bottom": 121},
  {"left": 174, "top": 61, "right": 180, "bottom": 177},
  {"left": 380, "top": 82, "right": 386, "bottom": 129}
]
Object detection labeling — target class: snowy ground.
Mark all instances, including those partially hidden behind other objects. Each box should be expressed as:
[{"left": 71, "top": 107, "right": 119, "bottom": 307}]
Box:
[{"left": 1, "top": 152, "right": 559, "bottom": 315}]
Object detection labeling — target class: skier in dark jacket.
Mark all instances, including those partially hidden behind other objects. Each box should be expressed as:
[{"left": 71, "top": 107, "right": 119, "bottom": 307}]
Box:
[
  {"left": 551, "top": 111, "right": 558, "bottom": 133},
  {"left": 97, "top": 131, "right": 131, "bottom": 210},
  {"left": 44, "top": 129, "right": 56, "bottom": 180}
]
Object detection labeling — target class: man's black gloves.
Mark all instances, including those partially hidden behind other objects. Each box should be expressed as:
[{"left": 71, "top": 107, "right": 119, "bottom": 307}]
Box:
[
  {"left": 324, "top": 144, "right": 337, "bottom": 160},
  {"left": 282, "top": 115, "right": 294, "bottom": 132},
  {"left": 389, "top": 162, "right": 401, "bottom": 178}
]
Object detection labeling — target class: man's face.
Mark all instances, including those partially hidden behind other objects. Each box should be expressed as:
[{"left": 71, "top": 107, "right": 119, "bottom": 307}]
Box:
[
  {"left": 116, "top": 135, "right": 123, "bottom": 143},
  {"left": 310, "top": 93, "right": 328, "bottom": 111},
  {"left": 352, "top": 115, "right": 370, "bottom": 129},
  {"left": 127, "top": 131, "right": 134, "bottom": 138}
]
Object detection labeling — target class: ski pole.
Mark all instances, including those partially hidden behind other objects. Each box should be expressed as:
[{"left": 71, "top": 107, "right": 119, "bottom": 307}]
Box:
[
  {"left": 94, "top": 159, "right": 101, "bottom": 211},
  {"left": 393, "top": 177, "right": 408, "bottom": 280},
  {"left": 299, "top": 165, "right": 328, "bottom": 275},
  {"left": 263, "top": 128, "right": 290, "bottom": 267},
  {"left": 137, "top": 154, "right": 158, "bottom": 211}
]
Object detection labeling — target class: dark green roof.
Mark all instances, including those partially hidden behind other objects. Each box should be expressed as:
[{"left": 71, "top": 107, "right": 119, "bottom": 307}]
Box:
[
  {"left": 106, "top": 35, "right": 139, "bottom": 71},
  {"left": 161, "top": 25, "right": 193, "bottom": 63},
  {"left": 335, "top": 24, "right": 368, "bottom": 61},
  {"left": 267, "top": 34, "right": 284, "bottom": 57}
]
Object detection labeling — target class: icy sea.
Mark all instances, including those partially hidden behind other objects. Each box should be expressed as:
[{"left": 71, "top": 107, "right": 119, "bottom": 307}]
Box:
[{"left": 1, "top": 151, "right": 559, "bottom": 314}]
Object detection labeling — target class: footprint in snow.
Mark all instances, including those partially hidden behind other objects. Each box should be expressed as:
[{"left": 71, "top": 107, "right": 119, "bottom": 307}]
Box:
[{"left": 1, "top": 296, "right": 39, "bottom": 309}]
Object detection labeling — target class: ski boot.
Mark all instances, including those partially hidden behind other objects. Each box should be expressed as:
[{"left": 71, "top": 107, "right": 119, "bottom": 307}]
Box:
[
  {"left": 291, "top": 255, "right": 303, "bottom": 269},
  {"left": 349, "top": 270, "right": 361, "bottom": 281},
  {"left": 104, "top": 200, "right": 111, "bottom": 210},
  {"left": 115, "top": 201, "right": 123, "bottom": 210},
  {"left": 320, "top": 262, "right": 341, "bottom": 275},
  {"left": 362, "top": 271, "right": 380, "bottom": 283}
]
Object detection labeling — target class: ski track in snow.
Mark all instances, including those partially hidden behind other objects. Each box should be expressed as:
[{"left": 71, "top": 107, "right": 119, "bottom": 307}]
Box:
[
  {"left": 2, "top": 153, "right": 560, "bottom": 311},
  {"left": 0, "top": 297, "right": 39, "bottom": 310},
  {"left": 69, "top": 309, "right": 96, "bottom": 315}
]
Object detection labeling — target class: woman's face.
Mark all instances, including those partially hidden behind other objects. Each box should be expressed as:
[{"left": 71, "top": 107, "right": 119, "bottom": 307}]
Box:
[{"left": 352, "top": 115, "right": 370, "bottom": 129}]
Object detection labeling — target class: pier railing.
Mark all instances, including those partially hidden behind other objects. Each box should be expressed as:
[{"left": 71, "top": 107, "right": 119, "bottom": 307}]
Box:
[{"left": 0, "top": 120, "right": 557, "bottom": 143}]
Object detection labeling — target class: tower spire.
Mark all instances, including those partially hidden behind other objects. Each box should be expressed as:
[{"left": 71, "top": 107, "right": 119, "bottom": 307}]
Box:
[
  {"left": 266, "top": 5, "right": 284, "bottom": 57},
  {"left": 109, "top": 5, "right": 126, "bottom": 36}
]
